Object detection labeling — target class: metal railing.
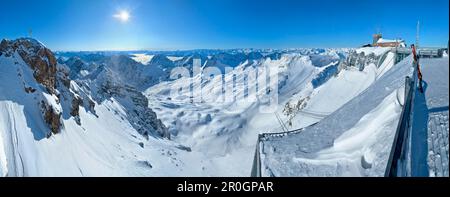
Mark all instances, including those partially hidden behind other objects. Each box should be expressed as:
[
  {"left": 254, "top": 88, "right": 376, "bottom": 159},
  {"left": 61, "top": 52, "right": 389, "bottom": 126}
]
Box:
[
  {"left": 251, "top": 126, "right": 310, "bottom": 177},
  {"left": 384, "top": 74, "right": 415, "bottom": 176},
  {"left": 250, "top": 135, "right": 262, "bottom": 177}
]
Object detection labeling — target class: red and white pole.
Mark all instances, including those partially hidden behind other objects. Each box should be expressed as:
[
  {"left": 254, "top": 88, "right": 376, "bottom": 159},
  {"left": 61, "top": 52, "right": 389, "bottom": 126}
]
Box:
[{"left": 411, "top": 44, "right": 424, "bottom": 93}]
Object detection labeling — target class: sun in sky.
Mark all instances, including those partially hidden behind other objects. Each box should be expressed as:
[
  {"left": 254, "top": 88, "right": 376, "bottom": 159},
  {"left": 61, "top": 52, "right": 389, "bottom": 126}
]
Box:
[{"left": 114, "top": 10, "right": 130, "bottom": 23}]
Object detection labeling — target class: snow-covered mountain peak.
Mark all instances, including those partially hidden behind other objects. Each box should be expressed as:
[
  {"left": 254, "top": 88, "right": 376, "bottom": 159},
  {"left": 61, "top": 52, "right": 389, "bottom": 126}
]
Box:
[
  {"left": 1, "top": 38, "right": 57, "bottom": 93},
  {"left": 0, "top": 38, "right": 47, "bottom": 54},
  {"left": 149, "top": 54, "right": 174, "bottom": 67},
  {"left": 0, "top": 38, "right": 177, "bottom": 176}
]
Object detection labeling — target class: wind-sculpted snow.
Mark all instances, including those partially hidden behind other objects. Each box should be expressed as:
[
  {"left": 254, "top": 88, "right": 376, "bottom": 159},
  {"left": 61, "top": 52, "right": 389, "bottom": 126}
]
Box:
[
  {"left": 142, "top": 47, "right": 400, "bottom": 176},
  {"left": 280, "top": 47, "right": 396, "bottom": 129},
  {"left": 260, "top": 55, "right": 413, "bottom": 176},
  {"left": 144, "top": 52, "right": 349, "bottom": 175}
]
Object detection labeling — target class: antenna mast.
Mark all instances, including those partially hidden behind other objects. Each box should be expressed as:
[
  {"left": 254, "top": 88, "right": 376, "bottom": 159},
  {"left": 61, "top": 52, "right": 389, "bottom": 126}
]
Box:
[{"left": 416, "top": 21, "right": 420, "bottom": 48}]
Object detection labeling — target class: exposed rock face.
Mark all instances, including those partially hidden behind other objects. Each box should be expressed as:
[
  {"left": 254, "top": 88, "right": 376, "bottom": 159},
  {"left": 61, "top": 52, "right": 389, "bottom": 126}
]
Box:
[
  {"left": 65, "top": 57, "right": 84, "bottom": 74},
  {"left": 40, "top": 100, "right": 61, "bottom": 135},
  {"left": 24, "top": 86, "right": 36, "bottom": 93},
  {"left": 98, "top": 77, "right": 169, "bottom": 139},
  {"left": 1, "top": 38, "right": 63, "bottom": 135},
  {"left": 70, "top": 96, "right": 83, "bottom": 125},
  {"left": 339, "top": 50, "right": 381, "bottom": 71},
  {"left": 0, "top": 39, "right": 8, "bottom": 52},
  {"left": 56, "top": 64, "right": 71, "bottom": 88},
  {"left": 0, "top": 38, "right": 57, "bottom": 93},
  {"left": 149, "top": 54, "right": 175, "bottom": 68},
  {"left": 88, "top": 99, "right": 96, "bottom": 116}
]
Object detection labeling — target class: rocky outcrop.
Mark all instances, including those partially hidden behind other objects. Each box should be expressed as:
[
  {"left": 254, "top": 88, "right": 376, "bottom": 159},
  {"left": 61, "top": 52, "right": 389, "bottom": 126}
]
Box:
[
  {"left": 339, "top": 50, "right": 380, "bottom": 71},
  {"left": 57, "top": 64, "right": 71, "bottom": 89},
  {"left": 283, "top": 96, "right": 310, "bottom": 127},
  {"left": 0, "top": 39, "right": 8, "bottom": 52},
  {"left": 0, "top": 38, "right": 57, "bottom": 93},
  {"left": 88, "top": 99, "right": 96, "bottom": 116},
  {"left": 70, "top": 96, "right": 83, "bottom": 125},
  {"left": 97, "top": 76, "right": 169, "bottom": 139},
  {"left": 24, "top": 86, "right": 36, "bottom": 93},
  {"left": 1, "top": 38, "right": 63, "bottom": 136},
  {"left": 40, "top": 100, "right": 61, "bottom": 135}
]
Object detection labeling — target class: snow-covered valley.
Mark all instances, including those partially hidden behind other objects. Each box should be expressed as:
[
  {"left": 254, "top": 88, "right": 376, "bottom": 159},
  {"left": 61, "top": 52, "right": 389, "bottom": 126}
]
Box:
[{"left": 1, "top": 37, "right": 410, "bottom": 176}]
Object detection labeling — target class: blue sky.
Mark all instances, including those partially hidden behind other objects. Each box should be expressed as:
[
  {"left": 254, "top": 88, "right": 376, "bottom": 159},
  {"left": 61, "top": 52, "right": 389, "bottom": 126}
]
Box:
[{"left": 0, "top": 0, "right": 448, "bottom": 51}]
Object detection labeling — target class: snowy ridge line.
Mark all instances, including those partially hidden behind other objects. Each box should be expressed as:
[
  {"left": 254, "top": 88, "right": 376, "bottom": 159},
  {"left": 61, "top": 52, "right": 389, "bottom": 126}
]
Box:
[
  {"left": 297, "top": 109, "right": 330, "bottom": 119},
  {"left": 376, "top": 52, "right": 395, "bottom": 79},
  {"left": 384, "top": 59, "right": 417, "bottom": 177}
]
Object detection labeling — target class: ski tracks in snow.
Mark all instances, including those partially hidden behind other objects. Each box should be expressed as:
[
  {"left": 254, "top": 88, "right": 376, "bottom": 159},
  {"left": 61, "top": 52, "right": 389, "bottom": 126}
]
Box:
[{"left": 0, "top": 102, "right": 25, "bottom": 176}]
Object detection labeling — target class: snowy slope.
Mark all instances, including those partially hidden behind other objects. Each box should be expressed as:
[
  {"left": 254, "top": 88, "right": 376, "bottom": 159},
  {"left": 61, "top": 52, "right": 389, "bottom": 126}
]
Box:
[
  {"left": 1, "top": 38, "right": 405, "bottom": 177},
  {"left": 259, "top": 55, "right": 413, "bottom": 177},
  {"left": 280, "top": 47, "right": 395, "bottom": 129},
  {"left": 144, "top": 54, "right": 329, "bottom": 175},
  {"left": 0, "top": 38, "right": 199, "bottom": 176},
  {"left": 143, "top": 48, "right": 398, "bottom": 176}
]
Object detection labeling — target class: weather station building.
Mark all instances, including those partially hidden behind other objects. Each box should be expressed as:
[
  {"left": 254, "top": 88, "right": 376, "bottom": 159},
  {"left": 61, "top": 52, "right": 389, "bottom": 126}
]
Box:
[{"left": 372, "top": 33, "right": 406, "bottom": 47}]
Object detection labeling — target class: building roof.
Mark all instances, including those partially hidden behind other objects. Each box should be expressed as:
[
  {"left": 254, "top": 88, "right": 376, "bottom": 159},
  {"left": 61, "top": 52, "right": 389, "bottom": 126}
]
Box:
[{"left": 377, "top": 38, "right": 404, "bottom": 43}]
